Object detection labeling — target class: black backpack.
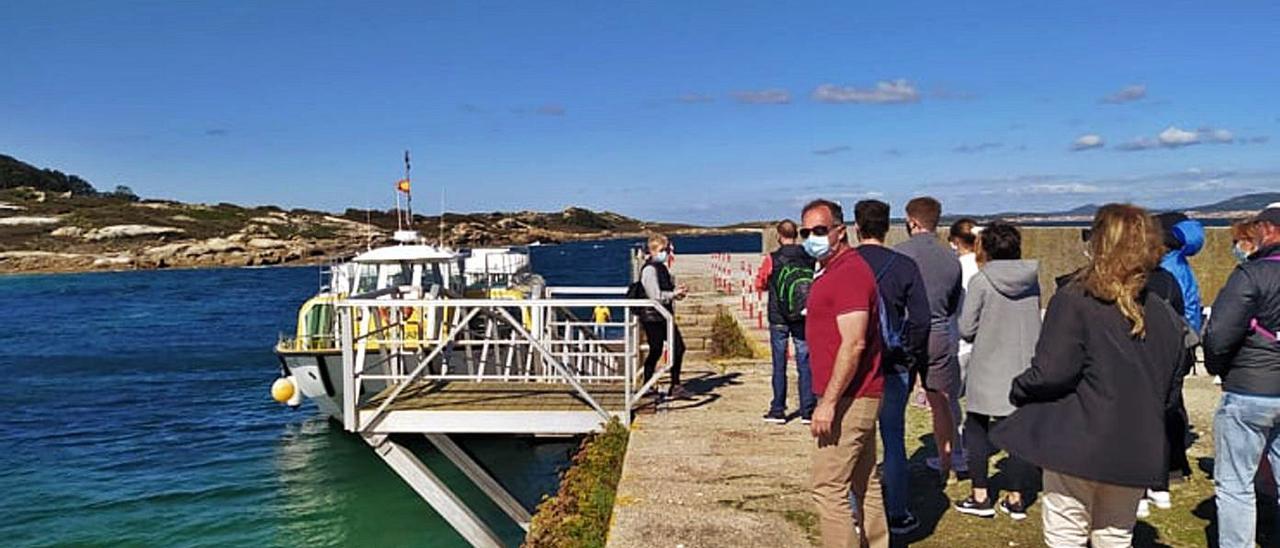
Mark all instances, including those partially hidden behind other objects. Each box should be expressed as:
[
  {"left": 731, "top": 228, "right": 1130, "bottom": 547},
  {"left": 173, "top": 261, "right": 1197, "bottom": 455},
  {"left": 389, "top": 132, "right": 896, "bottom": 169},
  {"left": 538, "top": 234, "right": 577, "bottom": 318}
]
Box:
[
  {"left": 874, "top": 254, "right": 907, "bottom": 359},
  {"left": 771, "top": 262, "right": 814, "bottom": 323},
  {"left": 626, "top": 264, "right": 662, "bottom": 322}
]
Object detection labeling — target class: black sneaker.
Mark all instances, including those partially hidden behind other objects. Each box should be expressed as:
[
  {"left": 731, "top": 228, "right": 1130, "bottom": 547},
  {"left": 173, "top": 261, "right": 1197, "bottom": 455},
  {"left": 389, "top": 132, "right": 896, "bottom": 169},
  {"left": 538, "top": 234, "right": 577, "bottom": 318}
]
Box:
[
  {"left": 999, "top": 498, "right": 1027, "bottom": 521},
  {"left": 888, "top": 512, "right": 920, "bottom": 535},
  {"left": 955, "top": 496, "right": 996, "bottom": 518},
  {"left": 800, "top": 415, "right": 812, "bottom": 425},
  {"left": 762, "top": 410, "right": 787, "bottom": 424}
]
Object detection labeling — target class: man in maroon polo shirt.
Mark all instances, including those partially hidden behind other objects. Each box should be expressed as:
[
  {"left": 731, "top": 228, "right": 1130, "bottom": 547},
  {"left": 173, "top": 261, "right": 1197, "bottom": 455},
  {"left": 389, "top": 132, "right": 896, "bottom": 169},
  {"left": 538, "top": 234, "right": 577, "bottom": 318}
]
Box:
[{"left": 800, "top": 198, "right": 887, "bottom": 548}]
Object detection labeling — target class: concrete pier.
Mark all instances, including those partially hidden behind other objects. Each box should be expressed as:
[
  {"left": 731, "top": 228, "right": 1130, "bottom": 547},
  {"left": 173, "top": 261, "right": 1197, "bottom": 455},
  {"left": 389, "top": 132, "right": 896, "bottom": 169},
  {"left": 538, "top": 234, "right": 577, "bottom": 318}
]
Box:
[
  {"left": 608, "top": 254, "right": 819, "bottom": 547},
  {"left": 607, "top": 252, "right": 1227, "bottom": 548}
]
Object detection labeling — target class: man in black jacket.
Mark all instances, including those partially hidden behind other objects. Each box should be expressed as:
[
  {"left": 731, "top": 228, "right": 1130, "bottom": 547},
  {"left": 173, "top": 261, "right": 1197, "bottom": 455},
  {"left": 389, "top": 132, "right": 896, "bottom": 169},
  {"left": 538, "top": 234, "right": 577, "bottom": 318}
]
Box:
[
  {"left": 853, "top": 199, "right": 930, "bottom": 535},
  {"left": 759, "top": 219, "right": 818, "bottom": 424},
  {"left": 1204, "top": 206, "right": 1280, "bottom": 548}
]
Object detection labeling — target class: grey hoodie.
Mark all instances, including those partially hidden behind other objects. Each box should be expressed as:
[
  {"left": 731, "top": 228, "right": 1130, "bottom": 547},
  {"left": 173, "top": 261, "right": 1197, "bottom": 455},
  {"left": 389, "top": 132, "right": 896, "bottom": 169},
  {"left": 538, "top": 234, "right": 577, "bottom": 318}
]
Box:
[{"left": 958, "top": 259, "right": 1042, "bottom": 417}]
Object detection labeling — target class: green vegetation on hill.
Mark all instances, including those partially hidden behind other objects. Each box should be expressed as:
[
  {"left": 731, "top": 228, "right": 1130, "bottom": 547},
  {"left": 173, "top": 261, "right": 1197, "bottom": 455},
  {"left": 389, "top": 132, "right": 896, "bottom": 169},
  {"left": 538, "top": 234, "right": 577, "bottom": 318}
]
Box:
[
  {"left": 0, "top": 154, "right": 97, "bottom": 195},
  {"left": 342, "top": 206, "right": 692, "bottom": 236}
]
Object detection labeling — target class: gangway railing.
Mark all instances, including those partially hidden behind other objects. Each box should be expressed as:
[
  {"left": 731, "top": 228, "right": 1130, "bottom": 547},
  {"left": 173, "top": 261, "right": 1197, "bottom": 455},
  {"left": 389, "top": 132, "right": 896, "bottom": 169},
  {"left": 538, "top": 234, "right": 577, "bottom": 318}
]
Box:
[{"left": 333, "top": 288, "right": 675, "bottom": 434}]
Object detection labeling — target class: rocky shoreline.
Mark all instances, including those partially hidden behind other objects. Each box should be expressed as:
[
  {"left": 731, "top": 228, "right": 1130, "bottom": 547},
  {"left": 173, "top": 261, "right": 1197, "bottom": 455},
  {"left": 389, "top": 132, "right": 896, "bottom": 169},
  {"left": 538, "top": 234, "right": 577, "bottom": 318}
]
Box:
[{"left": 0, "top": 187, "right": 750, "bottom": 275}]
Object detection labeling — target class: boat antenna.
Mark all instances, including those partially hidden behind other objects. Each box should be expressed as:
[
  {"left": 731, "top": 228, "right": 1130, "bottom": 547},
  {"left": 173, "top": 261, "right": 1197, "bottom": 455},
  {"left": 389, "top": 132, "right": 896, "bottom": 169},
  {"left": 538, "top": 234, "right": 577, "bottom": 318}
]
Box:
[
  {"left": 403, "top": 149, "right": 413, "bottom": 229},
  {"left": 439, "top": 183, "right": 445, "bottom": 247},
  {"left": 364, "top": 199, "right": 373, "bottom": 251}
]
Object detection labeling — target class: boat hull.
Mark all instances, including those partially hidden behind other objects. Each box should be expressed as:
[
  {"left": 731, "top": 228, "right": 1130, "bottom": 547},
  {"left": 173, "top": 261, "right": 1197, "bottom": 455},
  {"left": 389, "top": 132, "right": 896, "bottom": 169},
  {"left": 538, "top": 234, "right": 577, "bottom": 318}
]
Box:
[{"left": 277, "top": 350, "right": 392, "bottom": 422}]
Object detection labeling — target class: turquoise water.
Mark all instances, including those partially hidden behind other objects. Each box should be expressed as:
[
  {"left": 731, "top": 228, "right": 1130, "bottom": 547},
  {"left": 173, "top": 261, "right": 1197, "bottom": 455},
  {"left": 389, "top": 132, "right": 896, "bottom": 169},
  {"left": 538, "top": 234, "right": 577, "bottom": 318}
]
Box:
[{"left": 0, "top": 234, "right": 760, "bottom": 547}]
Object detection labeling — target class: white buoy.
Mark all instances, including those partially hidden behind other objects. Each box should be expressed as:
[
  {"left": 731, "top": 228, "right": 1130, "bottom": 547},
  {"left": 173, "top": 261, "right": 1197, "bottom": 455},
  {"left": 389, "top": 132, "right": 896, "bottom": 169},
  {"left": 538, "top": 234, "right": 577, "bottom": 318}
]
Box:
[{"left": 286, "top": 376, "right": 303, "bottom": 407}]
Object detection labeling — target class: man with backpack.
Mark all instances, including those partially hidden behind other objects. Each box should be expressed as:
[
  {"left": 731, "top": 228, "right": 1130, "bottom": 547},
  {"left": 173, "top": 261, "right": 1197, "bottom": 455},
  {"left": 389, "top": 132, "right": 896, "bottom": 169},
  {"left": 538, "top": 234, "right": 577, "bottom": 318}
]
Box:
[
  {"left": 1205, "top": 205, "right": 1280, "bottom": 548},
  {"left": 757, "top": 219, "right": 818, "bottom": 424},
  {"left": 854, "top": 199, "right": 931, "bottom": 535}
]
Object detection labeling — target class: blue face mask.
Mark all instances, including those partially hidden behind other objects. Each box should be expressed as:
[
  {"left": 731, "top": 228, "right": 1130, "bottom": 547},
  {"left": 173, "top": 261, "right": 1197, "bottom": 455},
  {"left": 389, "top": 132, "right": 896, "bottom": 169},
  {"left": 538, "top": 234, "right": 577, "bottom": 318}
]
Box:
[
  {"left": 654, "top": 251, "right": 668, "bottom": 263},
  {"left": 803, "top": 234, "right": 831, "bottom": 260},
  {"left": 1233, "top": 245, "right": 1250, "bottom": 264}
]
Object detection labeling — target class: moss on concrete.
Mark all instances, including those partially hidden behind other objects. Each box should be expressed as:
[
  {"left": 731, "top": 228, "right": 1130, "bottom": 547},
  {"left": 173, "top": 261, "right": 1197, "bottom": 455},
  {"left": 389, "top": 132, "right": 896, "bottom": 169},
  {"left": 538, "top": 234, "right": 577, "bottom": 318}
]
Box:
[{"left": 524, "top": 418, "right": 629, "bottom": 548}]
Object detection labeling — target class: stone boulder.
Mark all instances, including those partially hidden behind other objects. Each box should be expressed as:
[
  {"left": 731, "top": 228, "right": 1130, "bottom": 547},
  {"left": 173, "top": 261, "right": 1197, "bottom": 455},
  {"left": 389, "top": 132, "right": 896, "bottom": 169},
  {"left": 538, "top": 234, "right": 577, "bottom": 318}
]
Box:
[
  {"left": 85, "top": 224, "right": 185, "bottom": 241},
  {"left": 247, "top": 238, "right": 289, "bottom": 250},
  {"left": 92, "top": 256, "right": 135, "bottom": 268},
  {"left": 51, "top": 226, "right": 85, "bottom": 238},
  {"left": 0, "top": 216, "right": 61, "bottom": 226}
]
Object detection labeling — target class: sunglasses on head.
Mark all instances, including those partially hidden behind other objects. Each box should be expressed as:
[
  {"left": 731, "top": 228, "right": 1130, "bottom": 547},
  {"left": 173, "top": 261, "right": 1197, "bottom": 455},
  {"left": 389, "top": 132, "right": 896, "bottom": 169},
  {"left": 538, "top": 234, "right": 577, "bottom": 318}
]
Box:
[{"left": 799, "top": 225, "right": 834, "bottom": 239}]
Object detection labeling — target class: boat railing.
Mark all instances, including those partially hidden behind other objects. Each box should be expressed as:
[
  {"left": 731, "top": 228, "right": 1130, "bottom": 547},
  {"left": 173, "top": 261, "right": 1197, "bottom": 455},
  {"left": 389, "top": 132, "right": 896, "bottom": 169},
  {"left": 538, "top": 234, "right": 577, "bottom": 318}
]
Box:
[{"left": 333, "top": 288, "right": 674, "bottom": 433}]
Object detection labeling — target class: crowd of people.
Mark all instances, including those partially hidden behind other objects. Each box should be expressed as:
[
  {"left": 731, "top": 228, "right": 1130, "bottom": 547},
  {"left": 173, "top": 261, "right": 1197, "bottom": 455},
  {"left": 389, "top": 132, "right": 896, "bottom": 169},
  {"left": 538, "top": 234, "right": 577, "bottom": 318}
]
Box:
[{"left": 744, "top": 196, "right": 1280, "bottom": 547}]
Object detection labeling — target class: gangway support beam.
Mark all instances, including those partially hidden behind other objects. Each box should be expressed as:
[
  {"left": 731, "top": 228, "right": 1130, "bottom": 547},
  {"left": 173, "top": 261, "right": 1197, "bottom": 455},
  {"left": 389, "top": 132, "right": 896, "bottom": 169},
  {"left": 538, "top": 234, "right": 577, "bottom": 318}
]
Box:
[
  {"left": 363, "top": 434, "right": 504, "bottom": 548},
  {"left": 425, "top": 433, "right": 532, "bottom": 530}
]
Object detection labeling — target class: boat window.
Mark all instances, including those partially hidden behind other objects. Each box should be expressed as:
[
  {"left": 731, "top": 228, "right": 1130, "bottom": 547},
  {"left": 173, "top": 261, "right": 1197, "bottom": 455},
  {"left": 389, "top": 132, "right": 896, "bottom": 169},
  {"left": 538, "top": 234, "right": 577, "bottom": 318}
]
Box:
[
  {"left": 304, "top": 303, "right": 335, "bottom": 348},
  {"left": 420, "top": 263, "right": 443, "bottom": 289},
  {"left": 386, "top": 263, "right": 411, "bottom": 288},
  {"left": 355, "top": 264, "right": 380, "bottom": 294}
]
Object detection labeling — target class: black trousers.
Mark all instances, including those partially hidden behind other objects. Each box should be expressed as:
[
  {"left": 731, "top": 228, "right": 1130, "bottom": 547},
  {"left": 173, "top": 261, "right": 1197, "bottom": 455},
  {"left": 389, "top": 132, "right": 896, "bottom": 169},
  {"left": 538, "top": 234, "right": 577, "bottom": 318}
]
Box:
[
  {"left": 1161, "top": 350, "right": 1195, "bottom": 488},
  {"left": 966, "top": 412, "right": 1035, "bottom": 492},
  {"left": 641, "top": 320, "right": 684, "bottom": 386}
]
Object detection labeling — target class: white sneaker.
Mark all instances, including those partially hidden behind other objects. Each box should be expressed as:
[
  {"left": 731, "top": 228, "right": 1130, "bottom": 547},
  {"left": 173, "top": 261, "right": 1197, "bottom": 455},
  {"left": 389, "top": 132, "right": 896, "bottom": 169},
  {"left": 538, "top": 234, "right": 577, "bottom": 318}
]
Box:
[
  {"left": 1136, "top": 499, "right": 1151, "bottom": 519},
  {"left": 1146, "top": 489, "right": 1172, "bottom": 510}
]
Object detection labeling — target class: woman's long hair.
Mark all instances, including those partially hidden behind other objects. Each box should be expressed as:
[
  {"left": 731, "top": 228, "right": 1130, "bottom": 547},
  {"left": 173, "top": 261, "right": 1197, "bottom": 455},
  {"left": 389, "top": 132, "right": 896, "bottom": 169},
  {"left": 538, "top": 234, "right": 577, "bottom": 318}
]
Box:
[{"left": 1077, "top": 204, "right": 1164, "bottom": 337}]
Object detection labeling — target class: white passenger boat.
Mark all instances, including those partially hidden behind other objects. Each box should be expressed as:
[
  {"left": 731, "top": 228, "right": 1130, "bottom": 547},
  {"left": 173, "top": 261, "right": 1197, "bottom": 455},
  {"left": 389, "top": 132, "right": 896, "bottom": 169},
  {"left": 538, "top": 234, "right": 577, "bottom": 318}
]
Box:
[{"left": 271, "top": 230, "right": 543, "bottom": 421}]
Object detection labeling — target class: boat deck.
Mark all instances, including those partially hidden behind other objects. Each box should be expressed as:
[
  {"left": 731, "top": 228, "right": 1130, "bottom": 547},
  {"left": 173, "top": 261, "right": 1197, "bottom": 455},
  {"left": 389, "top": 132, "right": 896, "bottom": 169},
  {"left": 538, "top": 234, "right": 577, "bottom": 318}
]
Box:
[{"left": 358, "top": 380, "right": 628, "bottom": 435}]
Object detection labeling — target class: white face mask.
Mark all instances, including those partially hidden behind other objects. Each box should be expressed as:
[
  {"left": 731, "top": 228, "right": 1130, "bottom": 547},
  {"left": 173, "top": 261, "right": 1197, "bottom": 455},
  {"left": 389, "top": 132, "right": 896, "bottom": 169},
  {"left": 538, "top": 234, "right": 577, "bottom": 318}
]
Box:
[{"left": 803, "top": 234, "right": 832, "bottom": 260}]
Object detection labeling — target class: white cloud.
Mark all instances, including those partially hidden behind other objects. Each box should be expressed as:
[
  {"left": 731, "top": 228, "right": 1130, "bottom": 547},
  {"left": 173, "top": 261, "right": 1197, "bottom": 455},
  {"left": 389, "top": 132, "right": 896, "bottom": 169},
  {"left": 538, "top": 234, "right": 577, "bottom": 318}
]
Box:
[
  {"left": 677, "top": 93, "right": 714, "bottom": 104},
  {"left": 812, "top": 79, "right": 920, "bottom": 104},
  {"left": 1202, "top": 127, "right": 1235, "bottom": 143},
  {"left": 1100, "top": 84, "right": 1147, "bottom": 104},
  {"left": 812, "top": 145, "right": 852, "bottom": 156},
  {"left": 953, "top": 142, "right": 1003, "bottom": 154},
  {"left": 1118, "top": 125, "right": 1241, "bottom": 151},
  {"left": 1071, "top": 134, "right": 1104, "bottom": 151},
  {"left": 732, "top": 89, "right": 791, "bottom": 104},
  {"left": 1021, "top": 183, "right": 1103, "bottom": 194},
  {"left": 1159, "top": 126, "right": 1199, "bottom": 147}
]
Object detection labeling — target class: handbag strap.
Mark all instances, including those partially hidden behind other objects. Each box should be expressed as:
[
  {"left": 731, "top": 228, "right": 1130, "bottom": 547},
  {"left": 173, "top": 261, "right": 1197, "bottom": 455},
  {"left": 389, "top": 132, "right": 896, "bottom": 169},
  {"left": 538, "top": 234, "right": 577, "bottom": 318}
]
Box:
[{"left": 1248, "top": 255, "right": 1280, "bottom": 342}]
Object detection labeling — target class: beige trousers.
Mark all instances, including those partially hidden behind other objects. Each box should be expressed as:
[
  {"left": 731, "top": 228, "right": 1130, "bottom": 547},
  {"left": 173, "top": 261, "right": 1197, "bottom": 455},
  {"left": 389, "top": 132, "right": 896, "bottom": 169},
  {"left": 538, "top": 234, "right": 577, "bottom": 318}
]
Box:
[
  {"left": 1041, "top": 469, "right": 1145, "bottom": 547},
  {"left": 811, "top": 396, "right": 888, "bottom": 548}
]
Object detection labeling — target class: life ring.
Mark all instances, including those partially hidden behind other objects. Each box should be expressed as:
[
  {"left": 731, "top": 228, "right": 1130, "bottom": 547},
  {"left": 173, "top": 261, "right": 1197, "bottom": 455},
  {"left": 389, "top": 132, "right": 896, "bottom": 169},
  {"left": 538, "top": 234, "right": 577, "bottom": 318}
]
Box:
[{"left": 376, "top": 306, "right": 417, "bottom": 324}]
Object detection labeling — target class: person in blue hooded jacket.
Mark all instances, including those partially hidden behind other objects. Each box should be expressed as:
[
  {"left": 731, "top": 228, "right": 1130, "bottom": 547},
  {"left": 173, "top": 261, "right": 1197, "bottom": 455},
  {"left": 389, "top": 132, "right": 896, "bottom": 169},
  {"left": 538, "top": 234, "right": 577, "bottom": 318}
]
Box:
[
  {"left": 1155, "top": 212, "right": 1205, "bottom": 332},
  {"left": 1143, "top": 212, "right": 1203, "bottom": 514}
]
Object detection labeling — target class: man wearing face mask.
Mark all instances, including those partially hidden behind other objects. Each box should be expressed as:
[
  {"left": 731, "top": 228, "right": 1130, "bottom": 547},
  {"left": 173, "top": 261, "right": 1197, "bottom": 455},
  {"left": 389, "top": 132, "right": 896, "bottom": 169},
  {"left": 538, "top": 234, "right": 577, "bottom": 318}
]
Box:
[{"left": 801, "top": 198, "right": 888, "bottom": 548}]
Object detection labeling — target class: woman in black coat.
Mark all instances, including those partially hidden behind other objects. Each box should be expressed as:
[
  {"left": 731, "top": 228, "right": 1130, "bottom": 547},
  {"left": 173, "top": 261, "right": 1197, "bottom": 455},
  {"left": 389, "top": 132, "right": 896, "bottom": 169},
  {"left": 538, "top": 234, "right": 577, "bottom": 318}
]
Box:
[{"left": 993, "top": 204, "right": 1190, "bottom": 546}]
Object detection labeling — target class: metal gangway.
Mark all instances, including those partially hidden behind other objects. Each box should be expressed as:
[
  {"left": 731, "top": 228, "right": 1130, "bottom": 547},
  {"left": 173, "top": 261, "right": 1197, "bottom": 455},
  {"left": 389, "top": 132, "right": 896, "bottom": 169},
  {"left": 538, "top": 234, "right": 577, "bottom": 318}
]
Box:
[{"left": 334, "top": 286, "right": 674, "bottom": 547}]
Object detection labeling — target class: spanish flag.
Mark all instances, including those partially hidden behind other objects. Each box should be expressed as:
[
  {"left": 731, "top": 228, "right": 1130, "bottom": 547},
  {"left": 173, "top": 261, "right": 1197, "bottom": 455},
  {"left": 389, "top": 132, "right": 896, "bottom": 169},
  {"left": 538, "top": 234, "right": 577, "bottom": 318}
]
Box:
[{"left": 396, "top": 179, "right": 411, "bottom": 193}]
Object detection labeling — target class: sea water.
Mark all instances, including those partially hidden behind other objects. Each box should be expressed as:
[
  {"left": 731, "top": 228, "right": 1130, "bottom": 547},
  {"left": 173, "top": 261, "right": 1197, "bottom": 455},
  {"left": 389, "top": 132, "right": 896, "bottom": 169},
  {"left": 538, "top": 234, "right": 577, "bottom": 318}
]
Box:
[{"left": 0, "top": 234, "right": 758, "bottom": 547}]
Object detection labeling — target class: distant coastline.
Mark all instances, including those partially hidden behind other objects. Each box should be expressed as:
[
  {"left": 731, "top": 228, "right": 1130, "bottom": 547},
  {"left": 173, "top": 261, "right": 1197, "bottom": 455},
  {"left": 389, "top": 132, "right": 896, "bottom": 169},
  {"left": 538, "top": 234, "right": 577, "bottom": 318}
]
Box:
[{"left": 0, "top": 186, "right": 756, "bottom": 275}]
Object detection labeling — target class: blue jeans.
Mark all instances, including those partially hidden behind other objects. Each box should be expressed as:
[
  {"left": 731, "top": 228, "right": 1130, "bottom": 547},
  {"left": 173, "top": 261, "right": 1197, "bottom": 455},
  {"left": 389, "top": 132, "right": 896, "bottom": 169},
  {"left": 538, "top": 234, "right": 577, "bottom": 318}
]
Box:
[
  {"left": 1214, "top": 392, "right": 1280, "bottom": 548},
  {"left": 769, "top": 323, "right": 814, "bottom": 417},
  {"left": 878, "top": 368, "right": 911, "bottom": 520}
]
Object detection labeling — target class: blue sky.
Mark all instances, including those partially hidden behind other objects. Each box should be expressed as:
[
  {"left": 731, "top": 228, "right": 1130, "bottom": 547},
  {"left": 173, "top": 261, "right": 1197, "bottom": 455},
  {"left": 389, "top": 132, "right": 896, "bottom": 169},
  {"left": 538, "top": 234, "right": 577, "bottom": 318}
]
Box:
[{"left": 2, "top": 1, "right": 1277, "bottom": 225}]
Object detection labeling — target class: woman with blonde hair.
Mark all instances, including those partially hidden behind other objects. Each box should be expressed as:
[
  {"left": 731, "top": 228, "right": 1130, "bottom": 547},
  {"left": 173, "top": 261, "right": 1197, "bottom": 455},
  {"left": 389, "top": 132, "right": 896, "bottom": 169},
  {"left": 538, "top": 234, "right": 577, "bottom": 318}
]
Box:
[
  {"left": 638, "top": 233, "right": 691, "bottom": 399},
  {"left": 992, "top": 204, "right": 1192, "bottom": 546}
]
